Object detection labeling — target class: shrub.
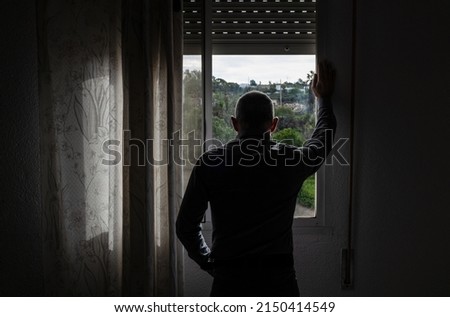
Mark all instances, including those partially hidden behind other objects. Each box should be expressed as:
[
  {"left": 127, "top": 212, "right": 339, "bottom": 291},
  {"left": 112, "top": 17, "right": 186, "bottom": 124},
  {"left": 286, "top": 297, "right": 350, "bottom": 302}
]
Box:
[{"left": 298, "top": 175, "right": 315, "bottom": 208}]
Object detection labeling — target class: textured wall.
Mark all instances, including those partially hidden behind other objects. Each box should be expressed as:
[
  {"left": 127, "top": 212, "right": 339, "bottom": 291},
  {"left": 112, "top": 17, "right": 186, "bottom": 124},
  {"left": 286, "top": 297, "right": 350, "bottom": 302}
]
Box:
[
  {"left": 351, "top": 0, "right": 450, "bottom": 295},
  {"left": 0, "top": 0, "right": 43, "bottom": 295}
]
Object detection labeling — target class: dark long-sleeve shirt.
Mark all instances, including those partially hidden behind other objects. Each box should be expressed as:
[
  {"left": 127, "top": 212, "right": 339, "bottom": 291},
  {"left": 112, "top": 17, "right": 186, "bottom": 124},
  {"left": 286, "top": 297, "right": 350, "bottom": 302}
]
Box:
[{"left": 176, "top": 98, "right": 336, "bottom": 270}]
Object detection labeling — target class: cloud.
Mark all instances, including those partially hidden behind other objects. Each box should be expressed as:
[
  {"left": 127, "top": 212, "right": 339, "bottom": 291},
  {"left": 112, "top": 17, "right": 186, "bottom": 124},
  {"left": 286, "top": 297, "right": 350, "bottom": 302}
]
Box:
[{"left": 184, "top": 55, "right": 315, "bottom": 84}]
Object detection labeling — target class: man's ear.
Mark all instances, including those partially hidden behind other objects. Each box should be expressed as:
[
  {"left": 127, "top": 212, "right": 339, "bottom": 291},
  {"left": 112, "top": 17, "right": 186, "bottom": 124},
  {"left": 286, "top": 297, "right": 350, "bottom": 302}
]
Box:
[
  {"left": 270, "top": 117, "right": 279, "bottom": 133},
  {"left": 231, "top": 116, "right": 240, "bottom": 132}
]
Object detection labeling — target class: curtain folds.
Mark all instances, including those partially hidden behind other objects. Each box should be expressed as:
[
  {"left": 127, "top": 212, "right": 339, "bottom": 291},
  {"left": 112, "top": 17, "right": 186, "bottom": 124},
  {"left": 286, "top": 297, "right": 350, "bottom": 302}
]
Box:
[{"left": 37, "top": 0, "right": 183, "bottom": 296}]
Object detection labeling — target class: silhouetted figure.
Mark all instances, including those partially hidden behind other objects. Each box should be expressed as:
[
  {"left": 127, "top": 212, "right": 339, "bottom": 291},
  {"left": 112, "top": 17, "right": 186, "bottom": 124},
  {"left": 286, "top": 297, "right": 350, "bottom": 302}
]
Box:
[{"left": 177, "top": 61, "right": 337, "bottom": 296}]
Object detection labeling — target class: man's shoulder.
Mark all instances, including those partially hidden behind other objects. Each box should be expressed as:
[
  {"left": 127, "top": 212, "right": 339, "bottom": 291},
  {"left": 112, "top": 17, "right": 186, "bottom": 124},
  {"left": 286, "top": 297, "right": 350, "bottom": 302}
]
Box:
[
  {"left": 200, "top": 142, "right": 228, "bottom": 156},
  {"left": 195, "top": 143, "right": 227, "bottom": 168},
  {"left": 196, "top": 139, "right": 305, "bottom": 169}
]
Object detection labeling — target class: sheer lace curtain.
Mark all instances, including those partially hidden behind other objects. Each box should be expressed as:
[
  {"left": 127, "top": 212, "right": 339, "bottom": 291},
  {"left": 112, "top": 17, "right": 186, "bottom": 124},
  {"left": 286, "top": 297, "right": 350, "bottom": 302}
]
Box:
[{"left": 37, "top": 0, "right": 183, "bottom": 296}]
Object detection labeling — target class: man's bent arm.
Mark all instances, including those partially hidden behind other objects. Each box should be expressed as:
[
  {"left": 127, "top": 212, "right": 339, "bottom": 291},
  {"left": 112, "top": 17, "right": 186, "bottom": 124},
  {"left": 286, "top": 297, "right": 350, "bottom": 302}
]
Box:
[{"left": 176, "top": 164, "right": 211, "bottom": 270}]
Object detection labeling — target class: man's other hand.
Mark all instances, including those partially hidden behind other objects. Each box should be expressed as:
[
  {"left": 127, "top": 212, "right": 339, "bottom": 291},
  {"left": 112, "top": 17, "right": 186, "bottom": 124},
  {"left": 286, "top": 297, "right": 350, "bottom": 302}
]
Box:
[{"left": 311, "top": 60, "right": 336, "bottom": 99}]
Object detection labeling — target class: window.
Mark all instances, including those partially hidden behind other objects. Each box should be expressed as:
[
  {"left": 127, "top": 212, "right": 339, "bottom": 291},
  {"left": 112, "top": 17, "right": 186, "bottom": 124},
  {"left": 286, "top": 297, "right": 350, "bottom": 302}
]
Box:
[{"left": 182, "top": 0, "right": 321, "bottom": 221}]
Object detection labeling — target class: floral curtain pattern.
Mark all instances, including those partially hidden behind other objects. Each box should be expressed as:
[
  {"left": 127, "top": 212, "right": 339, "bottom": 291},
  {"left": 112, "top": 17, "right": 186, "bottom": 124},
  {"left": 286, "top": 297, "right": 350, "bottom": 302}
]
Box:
[
  {"left": 37, "top": 0, "right": 183, "bottom": 296},
  {"left": 122, "top": 0, "right": 184, "bottom": 296}
]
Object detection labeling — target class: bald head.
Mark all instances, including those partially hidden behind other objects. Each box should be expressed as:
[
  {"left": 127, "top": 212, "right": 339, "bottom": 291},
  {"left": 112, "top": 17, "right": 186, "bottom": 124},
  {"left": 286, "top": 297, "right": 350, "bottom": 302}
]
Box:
[{"left": 234, "top": 91, "right": 275, "bottom": 132}]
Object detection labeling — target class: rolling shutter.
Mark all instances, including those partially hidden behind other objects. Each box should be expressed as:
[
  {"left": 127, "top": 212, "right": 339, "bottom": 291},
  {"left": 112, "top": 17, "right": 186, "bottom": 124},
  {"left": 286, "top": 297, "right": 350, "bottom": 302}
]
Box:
[{"left": 183, "top": 0, "right": 316, "bottom": 54}]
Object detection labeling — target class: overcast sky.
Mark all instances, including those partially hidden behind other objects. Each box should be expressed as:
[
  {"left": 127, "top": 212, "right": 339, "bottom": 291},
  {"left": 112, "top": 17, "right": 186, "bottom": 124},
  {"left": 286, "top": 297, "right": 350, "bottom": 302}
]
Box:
[{"left": 184, "top": 55, "right": 315, "bottom": 84}]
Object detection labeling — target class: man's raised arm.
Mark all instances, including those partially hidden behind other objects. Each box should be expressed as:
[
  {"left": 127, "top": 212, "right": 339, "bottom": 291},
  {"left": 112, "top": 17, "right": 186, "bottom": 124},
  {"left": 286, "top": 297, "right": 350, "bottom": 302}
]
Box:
[{"left": 300, "top": 60, "right": 337, "bottom": 175}]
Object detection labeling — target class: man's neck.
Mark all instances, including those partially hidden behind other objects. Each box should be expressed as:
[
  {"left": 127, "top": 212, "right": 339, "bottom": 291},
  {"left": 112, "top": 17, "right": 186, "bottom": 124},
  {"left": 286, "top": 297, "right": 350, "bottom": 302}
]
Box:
[{"left": 236, "top": 130, "right": 272, "bottom": 140}]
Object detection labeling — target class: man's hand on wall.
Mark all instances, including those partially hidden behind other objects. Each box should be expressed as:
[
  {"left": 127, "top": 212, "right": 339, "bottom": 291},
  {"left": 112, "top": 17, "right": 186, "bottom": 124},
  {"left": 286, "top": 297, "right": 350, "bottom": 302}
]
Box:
[{"left": 311, "top": 60, "right": 336, "bottom": 99}]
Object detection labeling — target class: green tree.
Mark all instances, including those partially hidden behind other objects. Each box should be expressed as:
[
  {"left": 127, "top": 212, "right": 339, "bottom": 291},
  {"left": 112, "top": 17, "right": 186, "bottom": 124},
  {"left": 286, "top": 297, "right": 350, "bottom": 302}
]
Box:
[
  {"left": 212, "top": 116, "right": 235, "bottom": 143},
  {"left": 272, "top": 128, "right": 305, "bottom": 147},
  {"left": 183, "top": 69, "right": 202, "bottom": 137},
  {"left": 275, "top": 105, "right": 295, "bottom": 118}
]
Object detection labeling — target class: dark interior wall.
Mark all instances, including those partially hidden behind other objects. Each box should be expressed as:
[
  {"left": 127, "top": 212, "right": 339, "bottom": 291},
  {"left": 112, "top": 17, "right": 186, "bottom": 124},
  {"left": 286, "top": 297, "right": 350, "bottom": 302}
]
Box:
[
  {"left": 0, "top": 0, "right": 43, "bottom": 295},
  {"left": 352, "top": 0, "right": 450, "bottom": 295}
]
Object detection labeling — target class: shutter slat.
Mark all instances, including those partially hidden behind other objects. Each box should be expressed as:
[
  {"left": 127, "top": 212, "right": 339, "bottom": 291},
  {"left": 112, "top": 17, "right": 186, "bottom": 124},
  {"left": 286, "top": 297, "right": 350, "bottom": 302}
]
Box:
[
  {"left": 212, "top": 14, "right": 316, "bottom": 21},
  {"left": 212, "top": 2, "right": 315, "bottom": 11},
  {"left": 183, "top": 0, "right": 316, "bottom": 8},
  {"left": 188, "top": 24, "right": 315, "bottom": 32},
  {"left": 212, "top": 34, "right": 315, "bottom": 41},
  {"left": 185, "top": 34, "right": 315, "bottom": 41}
]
